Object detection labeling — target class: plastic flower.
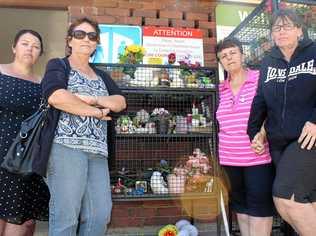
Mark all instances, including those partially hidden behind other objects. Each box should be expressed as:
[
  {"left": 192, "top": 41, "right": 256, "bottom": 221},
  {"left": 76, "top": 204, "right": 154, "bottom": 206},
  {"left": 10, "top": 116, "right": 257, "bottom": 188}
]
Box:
[
  {"left": 178, "top": 54, "right": 201, "bottom": 77},
  {"left": 126, "top": 44, "right": 144, "bottom": 54},
  {"left": 168, "top": 53, "right": 176, "bottom": 65},
  {"left": 151, "top": 108, "right": 170, "bottom": 121},
  {"left": 119, "top": 44, "right": 146, "bottom": 64},
  {"left": 158, "top": 224, "right": 178, "bottom": 236}
]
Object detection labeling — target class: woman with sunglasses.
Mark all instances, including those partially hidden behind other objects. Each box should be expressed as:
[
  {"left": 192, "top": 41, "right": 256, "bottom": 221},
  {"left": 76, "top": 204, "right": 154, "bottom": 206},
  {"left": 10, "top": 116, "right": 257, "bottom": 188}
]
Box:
[
  {"left": 0, "top": 29, "right": 49, "bottom": 236},
  {"left": 248, "top": 9, "right": 316, "bottom": 235},
  {"left": 41, "top": 17, "right": 126, "bottom": 236}
]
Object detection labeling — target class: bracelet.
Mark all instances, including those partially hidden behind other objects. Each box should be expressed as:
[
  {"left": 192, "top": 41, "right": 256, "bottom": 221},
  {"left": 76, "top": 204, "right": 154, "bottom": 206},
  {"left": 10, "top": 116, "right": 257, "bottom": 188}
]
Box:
[{"left": 94, "top": 95, "right": 98, "bottom": 105}]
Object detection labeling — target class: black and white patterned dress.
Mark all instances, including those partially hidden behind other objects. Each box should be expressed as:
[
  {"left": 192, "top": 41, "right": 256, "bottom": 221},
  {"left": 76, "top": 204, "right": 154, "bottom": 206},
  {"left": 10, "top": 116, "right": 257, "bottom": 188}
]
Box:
[
  {"left": 0, "top": 73, "right": 49, "bottom": 224},
  {"left": 54, "top": 70, "right": 109, "bottom": 157}
]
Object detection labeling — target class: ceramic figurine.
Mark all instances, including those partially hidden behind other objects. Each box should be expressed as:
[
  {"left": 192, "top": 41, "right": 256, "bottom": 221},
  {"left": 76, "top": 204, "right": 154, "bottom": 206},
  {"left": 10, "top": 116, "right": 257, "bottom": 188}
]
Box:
[
  {"left": 112, "top": 178, "right": 126, "bottom": 194},
  {"left": 167, "top": 173, "right": 186, "bottom": 194},
  {"left": 150, "top": 171, "right": 168, "bottom": 194},
  {"left": 204, "top": 178, "right": 214, "bottom": 193}
]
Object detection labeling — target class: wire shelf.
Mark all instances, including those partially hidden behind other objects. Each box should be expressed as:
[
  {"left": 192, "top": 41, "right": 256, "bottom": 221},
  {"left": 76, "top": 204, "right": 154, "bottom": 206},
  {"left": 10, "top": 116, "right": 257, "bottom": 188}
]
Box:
[
  {"left": 98, "top": 64, "right": 218, "bottom": 200},
  {"left": 95, "top": 63, "right": 217, "bottom": 90}
]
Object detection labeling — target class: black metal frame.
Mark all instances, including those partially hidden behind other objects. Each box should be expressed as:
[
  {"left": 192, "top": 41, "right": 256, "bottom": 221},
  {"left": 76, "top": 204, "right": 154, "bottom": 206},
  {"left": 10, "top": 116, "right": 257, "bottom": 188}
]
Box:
[{"left": 95, "top": 63, "right": 222, "bottom": 235}]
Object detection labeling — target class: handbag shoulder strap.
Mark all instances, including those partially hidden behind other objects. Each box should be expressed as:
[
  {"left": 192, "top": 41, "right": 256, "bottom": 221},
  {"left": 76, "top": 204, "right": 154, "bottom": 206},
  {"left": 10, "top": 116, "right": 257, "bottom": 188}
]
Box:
[{"left": 59, "top": 57, "right": 71, "bottom": 79}]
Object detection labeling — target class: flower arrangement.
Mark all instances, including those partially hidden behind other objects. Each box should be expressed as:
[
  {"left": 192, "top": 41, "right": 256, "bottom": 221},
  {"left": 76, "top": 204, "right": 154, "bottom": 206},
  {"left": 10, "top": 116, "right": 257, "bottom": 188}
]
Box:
[
  {"left": 169, "top": 148, "right": 213, "bottom": 193},
  {"left": 118, "top": 44, "right": 146, "bottom": 79},
  {"left": 178, "top": 55, "right": 202, "bottom": 87},
  {"left": 178, "top": 54, "right": 214, "bottom": 88},
  {"left": 158, "top": 224, "right": 178, "bottom": 236},
  {"left": 118, "top": 44, "right": 146, "bottom": 64},
  {"left": 158, "top": 220, "right": 198, "bottom": 236},
  {"left": 178, "top": 54, "right": 201, "bottom": 77},
  {"left": 185, "top": 148, "right": 211, "bottom": 175},
  {"left": 150, "top": 108, "right": 171, "bottom": 134},
  {"left": 150, "top": 108, "right": 171, "bottom": 121}
]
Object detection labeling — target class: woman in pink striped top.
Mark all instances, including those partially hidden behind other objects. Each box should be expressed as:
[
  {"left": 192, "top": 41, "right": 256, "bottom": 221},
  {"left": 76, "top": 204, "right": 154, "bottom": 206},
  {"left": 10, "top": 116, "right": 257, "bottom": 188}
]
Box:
[{"left": 216, "top": 38, "right": 274, "bottom": 236}]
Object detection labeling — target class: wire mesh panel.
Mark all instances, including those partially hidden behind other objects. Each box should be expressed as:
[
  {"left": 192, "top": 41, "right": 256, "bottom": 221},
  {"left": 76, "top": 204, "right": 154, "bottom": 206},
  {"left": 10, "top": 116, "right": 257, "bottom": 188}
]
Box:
[
  {"left": 112, "top": 91, "right": 216, "bottom": 197},
  {"left": 228, "top": 0, "right": 316, "bottom": 68},
  {"left": 95, "top": 63, "right": 216, "bottom": 90},
  {"left": 227, "top": 0, "right": 272, "bottom": 68},
  {"left": 114, "top": 91, "right": 215, "bottom": 172},
  {"left": 96, "top": 64, "right": 218, "bottom": 199}
]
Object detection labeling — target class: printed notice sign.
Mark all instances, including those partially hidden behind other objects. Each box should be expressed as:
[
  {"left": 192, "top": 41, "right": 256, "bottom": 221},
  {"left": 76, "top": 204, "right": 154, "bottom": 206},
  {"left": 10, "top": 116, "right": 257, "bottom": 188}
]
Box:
[{"left": 142, "top": 26, "right": 204, "bottom": 65}]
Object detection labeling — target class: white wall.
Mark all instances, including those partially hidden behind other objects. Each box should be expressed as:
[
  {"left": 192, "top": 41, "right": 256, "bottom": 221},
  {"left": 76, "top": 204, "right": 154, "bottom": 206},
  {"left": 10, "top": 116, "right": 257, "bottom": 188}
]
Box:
[{"left": 0, "top": 8, "right": 68, "bottom": 76}]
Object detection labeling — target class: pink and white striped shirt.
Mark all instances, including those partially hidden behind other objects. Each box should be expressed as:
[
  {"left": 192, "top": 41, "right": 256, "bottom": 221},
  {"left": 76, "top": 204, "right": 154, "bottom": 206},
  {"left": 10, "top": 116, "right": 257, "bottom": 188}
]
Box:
[{"left": 216, "top": 69, "right": 271, "bottom": 166}]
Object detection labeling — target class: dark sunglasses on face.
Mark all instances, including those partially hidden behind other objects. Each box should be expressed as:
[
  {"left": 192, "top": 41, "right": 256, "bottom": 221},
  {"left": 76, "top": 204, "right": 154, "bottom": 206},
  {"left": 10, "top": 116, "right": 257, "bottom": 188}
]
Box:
[{"left": 72, "top": 30, "right": 98, "bottom": 42}]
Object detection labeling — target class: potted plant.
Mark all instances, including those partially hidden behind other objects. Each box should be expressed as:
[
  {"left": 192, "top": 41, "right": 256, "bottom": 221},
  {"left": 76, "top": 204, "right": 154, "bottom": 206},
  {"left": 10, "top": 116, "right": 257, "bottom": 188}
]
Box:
[
  {"left": 184, "top": 148, "right": 213, "bottom": 193},
  {"left": 178, "top": 55, "right": 214, "bottom": 88},
  {"left": 179, "top": 55, "right": 201, "bottom": 88},
  {"left": 150, "top": 108, "right": 171, "bottom": 134},
  {"left": 118, "top": 44, "right": 146, "bottom": 79}
]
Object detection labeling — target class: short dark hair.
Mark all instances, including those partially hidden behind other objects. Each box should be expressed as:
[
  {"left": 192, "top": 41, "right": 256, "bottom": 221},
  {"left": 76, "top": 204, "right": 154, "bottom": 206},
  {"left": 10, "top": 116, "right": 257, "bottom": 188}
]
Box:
[
  {"left": 271, "top": 9, "right": 304, "bottom": 29},
  {"left": 66, "top": 17, "right": 100, "bottom": 55},
  {"left": 13, "top": 29, "right": 44, "bottom": 56},
  {"left": 215, "top": 37, "right": 243, "bottom": 60}
]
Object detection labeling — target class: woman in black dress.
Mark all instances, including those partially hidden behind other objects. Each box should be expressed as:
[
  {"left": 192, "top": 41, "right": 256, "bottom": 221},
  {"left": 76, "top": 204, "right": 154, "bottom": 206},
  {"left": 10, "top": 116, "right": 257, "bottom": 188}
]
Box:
[{"left": 0, "top": 30, "right": 49, "bottom": 236}]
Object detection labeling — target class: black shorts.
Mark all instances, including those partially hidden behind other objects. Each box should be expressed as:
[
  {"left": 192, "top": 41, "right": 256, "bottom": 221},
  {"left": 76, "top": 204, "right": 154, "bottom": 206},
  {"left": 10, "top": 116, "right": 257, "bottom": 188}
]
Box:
[
  {"left": 271, "top": 141, "right": 316, "bottom": 203},
  {"left": 223, "top": 164, "right": 275, "bottom": 217}
]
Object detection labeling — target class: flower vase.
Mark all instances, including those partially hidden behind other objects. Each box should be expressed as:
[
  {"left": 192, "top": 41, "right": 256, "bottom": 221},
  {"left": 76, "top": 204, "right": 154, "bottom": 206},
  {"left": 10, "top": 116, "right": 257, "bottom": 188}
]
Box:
[
  {"left": 184, "top": 73, "right": 197, "bottom": 88},
  {"left": 156, "top": 119, "right": 169, "bottom": 134},
  {"left": 167, "top": 174, "right": 186, "bottom": 194}
]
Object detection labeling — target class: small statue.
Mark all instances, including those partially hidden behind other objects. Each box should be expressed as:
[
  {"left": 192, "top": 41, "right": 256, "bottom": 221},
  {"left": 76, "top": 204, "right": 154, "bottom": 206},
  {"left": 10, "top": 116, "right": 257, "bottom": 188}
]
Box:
[
  {"left": 113, "top": 178, "right": 126, "bottom": 194},
  {"left": 204, "top": 178, "right": 214, "bottom": 193},
  {"left": 158, "top": 69, "right": 170, "bottom": 87},
  {"left": 150, "top": 171, "right": 168, "bottom": 194}
]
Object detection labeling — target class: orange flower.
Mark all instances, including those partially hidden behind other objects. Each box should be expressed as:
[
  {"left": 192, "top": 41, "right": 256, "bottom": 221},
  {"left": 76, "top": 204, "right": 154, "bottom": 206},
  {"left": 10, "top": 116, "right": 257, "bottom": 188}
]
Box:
[{"left": 158, "top": 224, "right": 178, "bottom": 236}]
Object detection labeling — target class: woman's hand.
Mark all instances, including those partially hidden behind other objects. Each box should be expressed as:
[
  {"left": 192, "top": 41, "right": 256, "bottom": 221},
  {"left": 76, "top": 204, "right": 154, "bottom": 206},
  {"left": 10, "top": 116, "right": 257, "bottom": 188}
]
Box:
[
  {"left": 298, "top": 121, "right": 316, "bottom": 150},
  {"left": 251, "top": 131, "right": 266, "bottom": 155},
  {"left": 95, "top": 108, "right": 112, "bottom": 121}
]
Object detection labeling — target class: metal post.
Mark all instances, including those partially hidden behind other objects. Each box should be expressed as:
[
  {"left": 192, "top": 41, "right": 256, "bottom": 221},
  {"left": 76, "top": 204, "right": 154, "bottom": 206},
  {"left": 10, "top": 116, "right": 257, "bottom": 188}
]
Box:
[{"left": 272, "top": 0, "right": 279, "bottom": 12}]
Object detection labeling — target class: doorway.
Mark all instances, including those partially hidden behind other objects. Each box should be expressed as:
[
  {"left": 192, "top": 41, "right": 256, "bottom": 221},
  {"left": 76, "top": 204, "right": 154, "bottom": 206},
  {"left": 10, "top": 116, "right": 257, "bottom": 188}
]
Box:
[{"left": 0, "top": 7, "right": 68, "bottom": 75}]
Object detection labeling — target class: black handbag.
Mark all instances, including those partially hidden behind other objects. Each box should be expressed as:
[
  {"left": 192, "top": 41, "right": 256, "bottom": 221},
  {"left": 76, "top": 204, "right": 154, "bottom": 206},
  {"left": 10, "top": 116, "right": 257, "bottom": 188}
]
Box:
[{"left": 1, "top": 101, "right": 50, "bottom": 176}]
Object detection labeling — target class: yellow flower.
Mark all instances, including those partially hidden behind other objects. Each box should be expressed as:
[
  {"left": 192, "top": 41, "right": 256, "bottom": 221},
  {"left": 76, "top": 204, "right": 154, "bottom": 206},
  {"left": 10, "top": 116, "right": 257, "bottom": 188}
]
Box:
[
  {"left": 127, "top": 44, "right": 140, "bottom": 53},
  {"left": 119, "top": 44, "right": 146, "bottom": 64},
  {"left": 158, "top": 225, "right": 178, "bottom": 236}
]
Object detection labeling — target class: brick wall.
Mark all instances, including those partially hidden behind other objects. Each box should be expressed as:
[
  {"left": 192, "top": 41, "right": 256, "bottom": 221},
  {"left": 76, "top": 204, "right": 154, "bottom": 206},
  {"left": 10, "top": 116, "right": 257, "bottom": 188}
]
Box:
[
  {"left": 109, "top": 196, "right": 219, "bottom": 229},
  {"left": 68, "top": 0, "right": 218, "bottom": 67}
]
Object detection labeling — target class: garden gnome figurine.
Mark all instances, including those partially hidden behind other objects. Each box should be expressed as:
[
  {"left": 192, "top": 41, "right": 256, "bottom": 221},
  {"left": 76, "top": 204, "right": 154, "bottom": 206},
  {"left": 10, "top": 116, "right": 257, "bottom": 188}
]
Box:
[{"left": 150, "top": 171, "right": 168, "bottom": 194}]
